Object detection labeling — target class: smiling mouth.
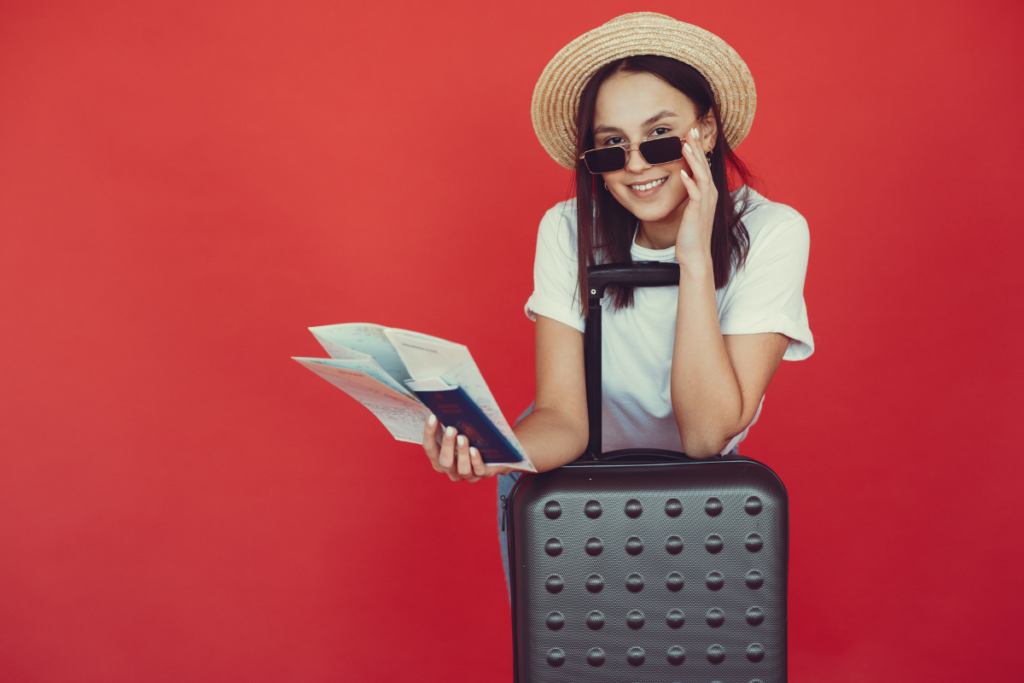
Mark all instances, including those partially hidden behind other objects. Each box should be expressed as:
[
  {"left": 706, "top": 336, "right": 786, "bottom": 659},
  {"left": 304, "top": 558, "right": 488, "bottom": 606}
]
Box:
[{"left": 629, "top": 177, "right": 667, "bottom": 191}]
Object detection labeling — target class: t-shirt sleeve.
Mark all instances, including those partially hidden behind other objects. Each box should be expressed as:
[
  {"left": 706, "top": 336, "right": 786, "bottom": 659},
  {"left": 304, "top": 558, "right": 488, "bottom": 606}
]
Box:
[
  {"left": 524, "top": 204, "right": 586, "bottom": 332},
  {"left": 718, "top": 209, "right": 814, "bottom": 360}
]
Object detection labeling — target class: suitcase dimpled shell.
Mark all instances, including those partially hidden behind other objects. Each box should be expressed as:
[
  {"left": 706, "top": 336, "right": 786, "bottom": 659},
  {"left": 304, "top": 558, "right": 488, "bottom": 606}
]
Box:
[
  {"left": 506, "top": 263, "right": 789, "bottom": 682},
  {"left": 507, "top": 458, "right": 788, "bottom": 682}
]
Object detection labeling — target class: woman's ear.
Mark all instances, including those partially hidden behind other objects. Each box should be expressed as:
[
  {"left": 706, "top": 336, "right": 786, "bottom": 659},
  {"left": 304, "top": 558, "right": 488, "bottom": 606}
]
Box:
[{"left": 699, "top": 112, "right": 719, "bottom": 153}]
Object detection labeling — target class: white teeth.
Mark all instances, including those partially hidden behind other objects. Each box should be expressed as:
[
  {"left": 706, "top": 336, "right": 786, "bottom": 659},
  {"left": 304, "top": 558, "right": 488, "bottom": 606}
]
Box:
[{"left": 631, "top": 177, "right": 667, "bottom": 191}]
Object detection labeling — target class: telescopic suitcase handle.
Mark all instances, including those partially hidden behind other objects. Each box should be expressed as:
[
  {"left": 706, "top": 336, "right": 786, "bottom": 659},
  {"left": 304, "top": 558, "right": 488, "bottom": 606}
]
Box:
[{"left": 584, "top": 262, "right": 690, "bottom": 461}]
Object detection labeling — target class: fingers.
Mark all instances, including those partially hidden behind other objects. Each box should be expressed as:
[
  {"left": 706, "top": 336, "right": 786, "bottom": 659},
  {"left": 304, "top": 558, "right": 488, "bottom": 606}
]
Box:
[
  {"left": 422, "top": 414, "right": 444, "bottom": 471},
  {"left": 679, "top": 165, "right": 701, "bottom": 203},
  {"left": 682, "top": 127, "right": 711, "bottom": 184},
  {"left": 438, "top": 425, "right": 457, "bottom": 468},
  {"left": 425, "top": 422, "right": 501, "bottom": 483},
  {"left": 447, "top": 440, "right": 483, "bottom": 482},
  {"left": 456, "top": 435, "right": 472, "bottom": 477},
  {"left": 679, "top": 167, "right": 698, "bottom": 196},
  {"left": 470, "top": 447, "right": 488, "bottom": 477},
  {"left": 456, "top": 446, "right": 495, "bottom": 482}
]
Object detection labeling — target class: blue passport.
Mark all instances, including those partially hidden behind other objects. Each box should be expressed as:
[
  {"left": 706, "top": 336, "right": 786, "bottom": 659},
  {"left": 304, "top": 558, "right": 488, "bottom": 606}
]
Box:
[{"left": 407, "top": 381, "right": 523, "bottom": 465}]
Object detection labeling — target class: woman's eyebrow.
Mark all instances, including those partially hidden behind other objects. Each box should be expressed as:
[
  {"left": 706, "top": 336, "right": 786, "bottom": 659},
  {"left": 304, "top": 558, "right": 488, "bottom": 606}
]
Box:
[
  {"left": 593, "top": 123, "right": 624, "bottom": 136},
  {"left": 593, "top": 110, "right": 679, "bottom": 136},
  {"left": 641, "top": 109, "right": 679, "bottom": 127}
]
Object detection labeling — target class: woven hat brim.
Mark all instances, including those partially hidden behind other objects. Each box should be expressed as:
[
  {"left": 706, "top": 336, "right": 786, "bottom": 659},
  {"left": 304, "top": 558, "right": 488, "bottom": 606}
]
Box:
[{"left": 532, "top": 12, "right": 756, "bottom": 170}]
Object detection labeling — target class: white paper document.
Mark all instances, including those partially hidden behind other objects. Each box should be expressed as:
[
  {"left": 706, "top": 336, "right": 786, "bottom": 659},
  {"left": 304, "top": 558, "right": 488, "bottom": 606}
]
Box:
[
  {"left": 294, "top": 324, "right": 535, "bottom": 472},
  {"left": 293, "top": 358, "right": 430, "bottom": 443},
  {"left": 310, "top": 324, "right": 413, "bottom": 385}
]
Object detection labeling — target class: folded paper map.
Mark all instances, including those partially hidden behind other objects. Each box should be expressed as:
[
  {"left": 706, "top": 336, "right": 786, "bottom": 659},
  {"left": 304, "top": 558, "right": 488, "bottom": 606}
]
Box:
[{"left": 293, "top": 324, "right": 535, "bottom": 472}]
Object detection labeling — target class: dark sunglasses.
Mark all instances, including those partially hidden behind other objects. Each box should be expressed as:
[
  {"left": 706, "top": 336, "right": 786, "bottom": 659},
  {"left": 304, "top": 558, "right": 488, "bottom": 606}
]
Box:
[{"left": 579, "top": 136, "right": 684, "bottom": 174}]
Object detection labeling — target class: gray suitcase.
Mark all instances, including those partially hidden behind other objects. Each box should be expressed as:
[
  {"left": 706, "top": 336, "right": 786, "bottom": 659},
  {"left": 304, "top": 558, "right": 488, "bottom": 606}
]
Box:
[{"left": 503, "top": 262, "right": 789, "bottom": 682}]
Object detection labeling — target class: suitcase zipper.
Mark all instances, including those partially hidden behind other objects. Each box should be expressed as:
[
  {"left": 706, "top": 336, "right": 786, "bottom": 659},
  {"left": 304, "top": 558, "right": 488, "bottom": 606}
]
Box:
[{"left": 500, "top": 494, "right": 508, "bottom": 532}]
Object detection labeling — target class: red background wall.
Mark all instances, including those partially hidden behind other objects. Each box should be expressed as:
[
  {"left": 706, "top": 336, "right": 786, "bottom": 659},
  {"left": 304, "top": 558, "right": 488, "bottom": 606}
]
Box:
[{"left": 1, "top": 0, "right": 1021, "bottom": 680}]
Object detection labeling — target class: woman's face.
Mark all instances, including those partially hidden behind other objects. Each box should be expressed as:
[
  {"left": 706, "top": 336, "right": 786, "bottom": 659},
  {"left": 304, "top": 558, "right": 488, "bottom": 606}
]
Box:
[{"left": 591, "top": 71, "right": 705, "bottom": 224}]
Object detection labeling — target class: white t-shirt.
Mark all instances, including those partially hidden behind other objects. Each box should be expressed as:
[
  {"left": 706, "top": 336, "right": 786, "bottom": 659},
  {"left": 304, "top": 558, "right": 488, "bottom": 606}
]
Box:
[{"left": 524, "top": 187, "right": 814, "bottom": 455}]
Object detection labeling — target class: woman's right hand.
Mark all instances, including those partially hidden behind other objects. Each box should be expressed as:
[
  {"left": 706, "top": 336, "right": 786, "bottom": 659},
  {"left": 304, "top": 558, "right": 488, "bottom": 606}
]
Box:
[{"left": 422, "top": 414, "right": 512, "bottom": 482}]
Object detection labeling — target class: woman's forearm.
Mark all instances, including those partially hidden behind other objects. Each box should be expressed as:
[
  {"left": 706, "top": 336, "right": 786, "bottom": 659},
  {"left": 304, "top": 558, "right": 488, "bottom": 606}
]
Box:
[
  {"left": 670, "top": 255, "right": 746, "bottom": 457},
  {"left": 513, "top": 404, "right": 589, "bottom": 473}
]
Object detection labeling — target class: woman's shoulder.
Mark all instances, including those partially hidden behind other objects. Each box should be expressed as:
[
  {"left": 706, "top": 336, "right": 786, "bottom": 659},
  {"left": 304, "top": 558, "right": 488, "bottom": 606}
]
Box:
[
  {"left": 536, "top": 198, "right": 579, "bottom": 250},
  {"left": 534, "top": 198, "right": 580, "bottom": 266},
  {"left": 732, "top": 187, "right": 809, "bottom": 249},
  {"left": 540, "top": 198, "right": 578, "bottom": 229}
]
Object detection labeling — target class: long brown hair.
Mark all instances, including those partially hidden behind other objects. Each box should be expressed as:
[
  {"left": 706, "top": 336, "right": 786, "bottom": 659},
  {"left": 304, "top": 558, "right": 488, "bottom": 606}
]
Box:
[{"left": 574, "top": 55, "right": 756, "bottom": 312}]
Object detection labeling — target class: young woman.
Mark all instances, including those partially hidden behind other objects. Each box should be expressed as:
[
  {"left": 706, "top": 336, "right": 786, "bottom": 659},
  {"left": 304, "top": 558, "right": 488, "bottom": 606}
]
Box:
[{"left": 420, "top": 13, "right": 813, "bottom": 590}]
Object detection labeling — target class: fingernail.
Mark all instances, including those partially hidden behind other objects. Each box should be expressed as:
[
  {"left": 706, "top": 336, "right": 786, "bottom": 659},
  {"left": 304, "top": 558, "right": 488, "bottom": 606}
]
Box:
[
  {"left": 692, "top": 127, "right": 699, "bottom": 138},
  {"left": 445, "top": 426, "right": 456, "bottom": 438},
  {"left": 681, "top": 169, "right": 688, "bottom": 177},
  {"left": 427, "top": 414, "right": 437, "bottom": 426},
  {"left": 457, "top": 435, "right": 466, "bottom": 447},
  {"left": 470, "top": 447, "right": 479, "bottom": 458},
  {"left": 684, "top": 142, "right": 693, "bottom": 154}
]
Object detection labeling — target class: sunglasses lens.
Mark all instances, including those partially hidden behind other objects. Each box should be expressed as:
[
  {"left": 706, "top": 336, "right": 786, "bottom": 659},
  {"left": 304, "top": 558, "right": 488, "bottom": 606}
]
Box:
[
  {"left": 583, "top": 147, "right": 626, "bottom": 174},
  {"left": 639, "top": 136, "right": 683, "bottom": 165}
]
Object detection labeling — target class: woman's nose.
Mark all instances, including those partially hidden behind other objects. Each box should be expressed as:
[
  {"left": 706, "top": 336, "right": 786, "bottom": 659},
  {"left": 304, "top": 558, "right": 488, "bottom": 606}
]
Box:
[{"left": 625, "top": 145, "right": 650, "bottom": 173}]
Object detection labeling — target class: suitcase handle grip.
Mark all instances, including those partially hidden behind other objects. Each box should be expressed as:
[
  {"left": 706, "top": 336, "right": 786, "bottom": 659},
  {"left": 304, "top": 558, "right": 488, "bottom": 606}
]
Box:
[
  {"left": 584, "top": 262, "right": 692, "bottom": 461},
  {"left": 586, "top": 261, "right": 682, "bottom": 298}
]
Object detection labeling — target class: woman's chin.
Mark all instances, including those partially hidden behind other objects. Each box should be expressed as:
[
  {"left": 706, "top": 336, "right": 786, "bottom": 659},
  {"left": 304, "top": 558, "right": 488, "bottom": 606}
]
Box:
[{"left": 623, "top": 197, "right": 685, "bottom": 225}]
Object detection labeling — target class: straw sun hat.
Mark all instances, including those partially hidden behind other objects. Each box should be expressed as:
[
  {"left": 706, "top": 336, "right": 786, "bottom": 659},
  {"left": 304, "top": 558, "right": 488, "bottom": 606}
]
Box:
[{"left": 531, "top": 12, "right": 757, "bottom": 170}]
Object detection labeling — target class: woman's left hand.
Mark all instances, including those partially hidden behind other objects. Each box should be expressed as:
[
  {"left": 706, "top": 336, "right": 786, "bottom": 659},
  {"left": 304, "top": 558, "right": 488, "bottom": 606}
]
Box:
[
  {"left": 422, "top": 414, "right": 513, "bottom": 482},
  {"left": 675, "top": 126, "right": 719, "bottom": 263}
]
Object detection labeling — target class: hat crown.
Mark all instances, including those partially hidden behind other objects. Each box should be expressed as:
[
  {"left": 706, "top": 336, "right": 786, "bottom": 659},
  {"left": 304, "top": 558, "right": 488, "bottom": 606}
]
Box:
[{"left": 606, "top": 11, "right": 674, "bottom": 24}]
